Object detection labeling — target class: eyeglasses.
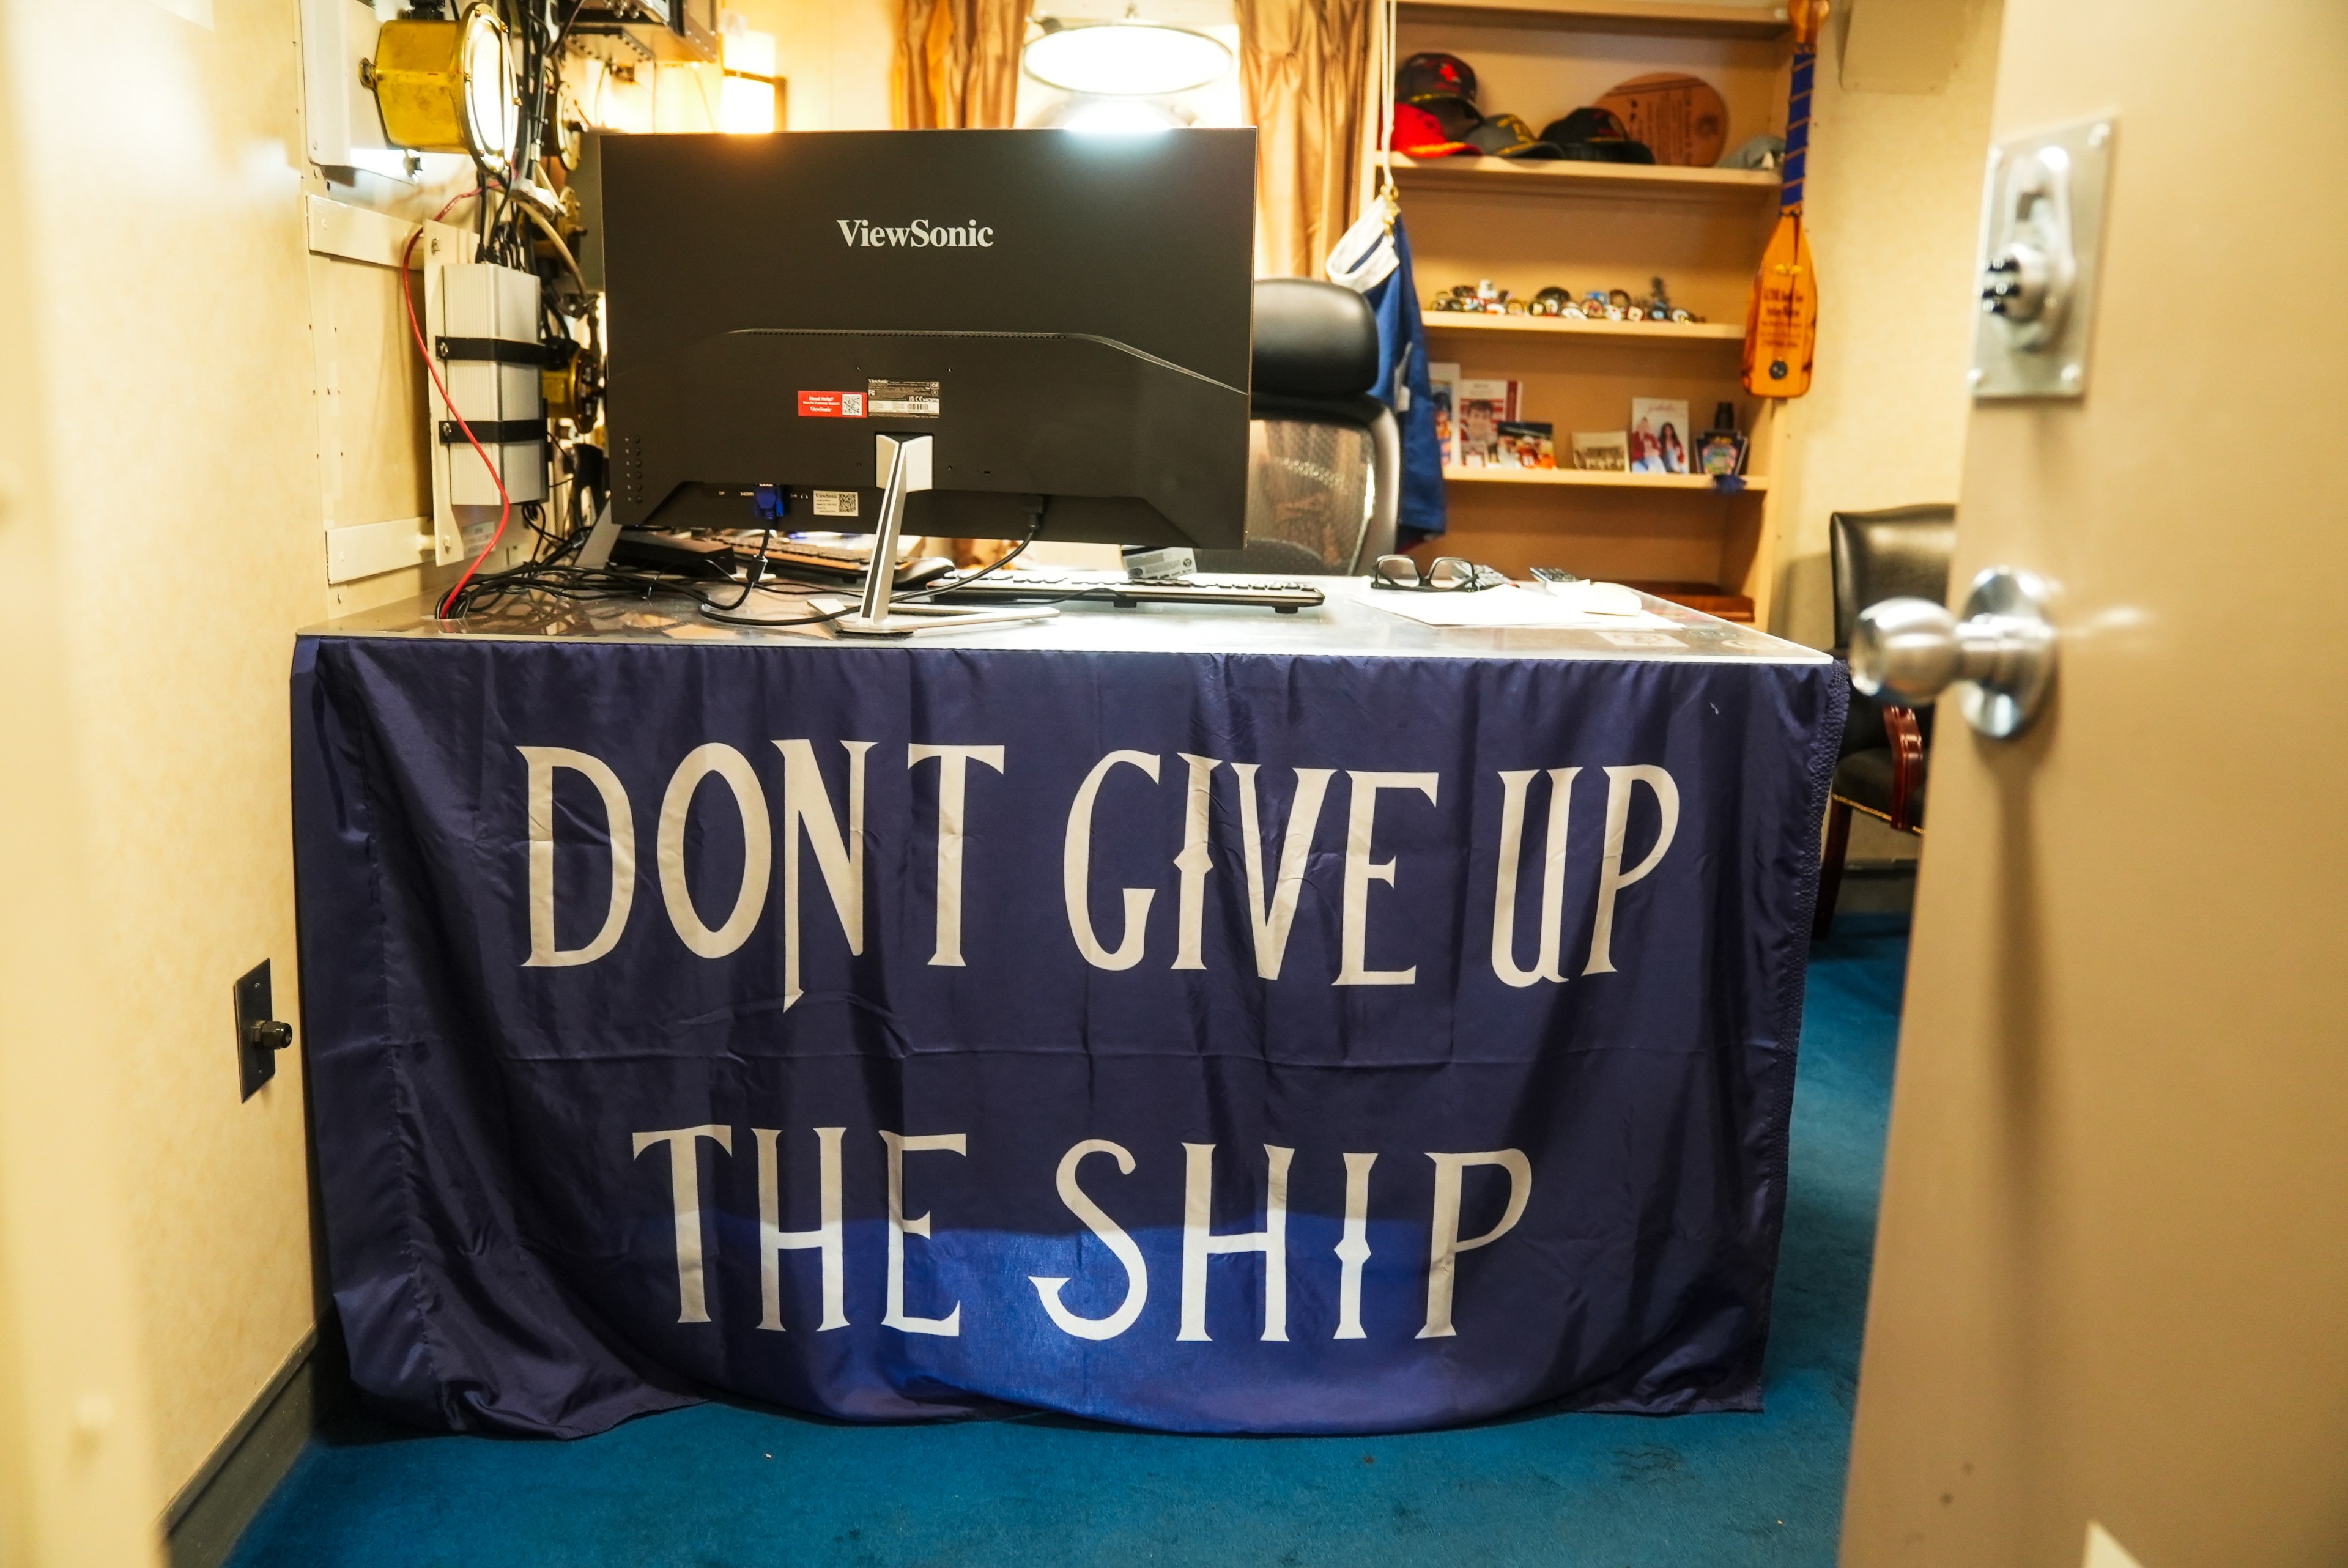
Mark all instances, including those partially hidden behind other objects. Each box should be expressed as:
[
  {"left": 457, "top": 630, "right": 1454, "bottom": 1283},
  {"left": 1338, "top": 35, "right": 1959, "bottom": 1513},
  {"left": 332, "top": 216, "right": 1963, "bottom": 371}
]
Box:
[{"left": 1373, "top": 555, "right": 1508, "bottom": 592}]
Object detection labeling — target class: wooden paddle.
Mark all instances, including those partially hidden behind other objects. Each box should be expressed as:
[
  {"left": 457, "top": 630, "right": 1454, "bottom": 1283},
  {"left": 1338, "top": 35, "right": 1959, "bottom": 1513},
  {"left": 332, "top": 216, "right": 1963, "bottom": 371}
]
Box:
[{"left": 1742, "top": 0, "right": 1827, "bottom": 398}]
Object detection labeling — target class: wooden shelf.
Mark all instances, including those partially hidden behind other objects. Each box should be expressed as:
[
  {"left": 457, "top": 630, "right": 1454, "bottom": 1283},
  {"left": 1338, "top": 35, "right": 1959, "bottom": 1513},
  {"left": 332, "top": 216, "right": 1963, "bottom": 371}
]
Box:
[
  {"left": 1623, "top": 581, "right": 1757, "bottom": 621},
  {"left": 1392, "top": 153, "right": 1780, "bottom": 200},
  {"left": 1391, "top": 0, "right": 1791, "bottom": 623},
  {"left": 1444, "top": 467, "right": 1767, "bottom": 490},
  {"left": 1396, "top": 0, "right": 1790, "bottom": 38},
  {"left": 1423, "top": 311, "right": 1744, "bottom": 342}
]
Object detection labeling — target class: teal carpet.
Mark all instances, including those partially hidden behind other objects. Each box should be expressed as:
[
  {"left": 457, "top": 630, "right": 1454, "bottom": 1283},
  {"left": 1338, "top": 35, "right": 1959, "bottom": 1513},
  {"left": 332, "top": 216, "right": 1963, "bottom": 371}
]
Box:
[{"left": 230, "top": 914, "right": 1908, "bottom": 1567}]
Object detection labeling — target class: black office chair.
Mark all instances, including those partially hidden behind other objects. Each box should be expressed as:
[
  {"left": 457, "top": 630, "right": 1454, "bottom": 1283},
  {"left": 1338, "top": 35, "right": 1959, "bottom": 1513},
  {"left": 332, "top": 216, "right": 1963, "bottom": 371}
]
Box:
[
  {"left": 1814, "top": 503, "right": 1957, "bottom": 938},
  {"left": 1194, "top": 279, "right": 1401, "bottom": 576}
]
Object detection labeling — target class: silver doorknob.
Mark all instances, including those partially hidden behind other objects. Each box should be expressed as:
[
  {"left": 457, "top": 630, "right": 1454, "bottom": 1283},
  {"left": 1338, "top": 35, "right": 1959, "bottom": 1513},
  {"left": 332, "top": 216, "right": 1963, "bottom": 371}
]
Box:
[{"left": 1850, "top": 565, "right": 2057, "bottom": 739}]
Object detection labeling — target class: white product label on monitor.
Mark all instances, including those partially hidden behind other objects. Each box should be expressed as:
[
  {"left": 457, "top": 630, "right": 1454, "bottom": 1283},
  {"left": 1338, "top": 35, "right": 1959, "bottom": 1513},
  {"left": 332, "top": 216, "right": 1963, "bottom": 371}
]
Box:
[
  {"left": 811, "top": 491, "right": 860, "bottom": 517},
  {"left": 868, "top": 379, "right": 941, "bottom": 417}
]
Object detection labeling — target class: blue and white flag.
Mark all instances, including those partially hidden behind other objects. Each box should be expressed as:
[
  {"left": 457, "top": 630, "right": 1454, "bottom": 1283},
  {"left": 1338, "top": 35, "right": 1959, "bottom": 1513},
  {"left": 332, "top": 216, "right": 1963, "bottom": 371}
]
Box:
[{"left": 292, "top": 633, "right": 1842, "bottom": 1437}]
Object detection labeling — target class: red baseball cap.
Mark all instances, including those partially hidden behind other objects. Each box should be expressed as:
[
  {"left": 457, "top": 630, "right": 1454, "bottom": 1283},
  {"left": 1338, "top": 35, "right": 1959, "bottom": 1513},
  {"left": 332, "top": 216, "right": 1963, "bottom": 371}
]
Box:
[{"left": 1393, "top": 100, "right": 1475, "bottom": 158}]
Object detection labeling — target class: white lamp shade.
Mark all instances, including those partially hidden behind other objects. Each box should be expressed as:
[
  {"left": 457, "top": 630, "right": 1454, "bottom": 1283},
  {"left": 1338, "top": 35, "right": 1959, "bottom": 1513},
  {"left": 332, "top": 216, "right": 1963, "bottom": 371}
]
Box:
[{"left": 1023, "top": 21, "right": 1232, "bottom": 97}]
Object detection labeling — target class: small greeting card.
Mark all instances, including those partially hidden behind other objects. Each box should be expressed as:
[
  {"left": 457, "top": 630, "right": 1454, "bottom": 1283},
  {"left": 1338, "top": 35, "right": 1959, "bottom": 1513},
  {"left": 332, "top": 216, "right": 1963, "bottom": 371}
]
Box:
[
  {"left": 1428, "top": 361, "right": 1459, "bottom": 467},
  {"left": 1455, "top": 378, "right": 1519, "bottom": 467},
  {"left": 1496, "top": 421, "right": 1555, "bottom": 468},
  {"left": 1571, "top": 431, "right": 1630, "bottom": 471},
  {"left": 1629, "top": 397, "right": 1691, "bottom": 473}
]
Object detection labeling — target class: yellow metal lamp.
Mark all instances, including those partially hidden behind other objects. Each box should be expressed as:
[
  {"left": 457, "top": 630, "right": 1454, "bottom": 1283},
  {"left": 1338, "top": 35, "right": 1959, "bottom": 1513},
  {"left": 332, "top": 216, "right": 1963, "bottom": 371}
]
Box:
[{"left": 369, "top": 3, "right": 518, "bottom": 164}]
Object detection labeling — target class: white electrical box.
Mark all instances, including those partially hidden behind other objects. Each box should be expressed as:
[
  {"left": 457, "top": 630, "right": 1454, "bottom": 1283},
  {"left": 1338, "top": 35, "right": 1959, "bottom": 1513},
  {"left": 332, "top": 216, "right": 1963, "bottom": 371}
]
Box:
[
  {"left": 298, "top": 0, "right": 389, "bottom": 171},
  {"left": 1970, "top": 115, "right": 2116, "bottom": 399},
  {"left": 423, "top": 242, "right": 547, "bottom": 564},
  {"left": 297, "top": 0, "right": 462, "bottom": 184}
]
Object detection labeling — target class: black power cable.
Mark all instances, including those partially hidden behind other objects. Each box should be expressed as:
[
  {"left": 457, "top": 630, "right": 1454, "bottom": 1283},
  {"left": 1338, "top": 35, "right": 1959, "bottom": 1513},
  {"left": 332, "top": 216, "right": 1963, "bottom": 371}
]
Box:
[
  {"left": 695, "top": 520, "right": 1060, "bottom": 629},
  {"left": 442, "top": 518, "right": 1090, "bottom": 631}
]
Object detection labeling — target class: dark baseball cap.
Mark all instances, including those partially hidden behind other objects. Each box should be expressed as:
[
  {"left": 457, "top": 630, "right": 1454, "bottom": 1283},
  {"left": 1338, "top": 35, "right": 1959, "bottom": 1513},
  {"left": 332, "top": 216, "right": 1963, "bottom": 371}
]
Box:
[
  {"left": 1467, "top": 113, "right": 1564, "bottom": 160},
  {"left": 1539, "top": 107, "right": 1656, "bottom": 163},
  {"left": 1396, "top": 51, "right": 1477, "bottom": 105}
]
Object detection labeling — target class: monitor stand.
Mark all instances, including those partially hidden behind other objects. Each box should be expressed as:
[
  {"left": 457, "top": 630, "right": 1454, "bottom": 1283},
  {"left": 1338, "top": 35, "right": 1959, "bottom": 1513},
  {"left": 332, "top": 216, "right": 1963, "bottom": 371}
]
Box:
[{"left": 830, "top": 434, "right": 1059, "bottom": 637}]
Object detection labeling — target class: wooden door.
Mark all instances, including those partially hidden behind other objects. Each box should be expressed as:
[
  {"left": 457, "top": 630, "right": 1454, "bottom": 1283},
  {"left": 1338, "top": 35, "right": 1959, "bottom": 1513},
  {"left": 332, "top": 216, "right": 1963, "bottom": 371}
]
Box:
[{"left": 1839, "top": 2, "right": 2348, "bottom": 1565}]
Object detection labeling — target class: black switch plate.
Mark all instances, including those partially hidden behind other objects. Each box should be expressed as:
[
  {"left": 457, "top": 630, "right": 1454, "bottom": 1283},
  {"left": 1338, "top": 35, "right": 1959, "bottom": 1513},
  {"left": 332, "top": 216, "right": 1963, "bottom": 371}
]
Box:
[{"left": 235, "top": 960, "right": 292, "bottom": 1101}]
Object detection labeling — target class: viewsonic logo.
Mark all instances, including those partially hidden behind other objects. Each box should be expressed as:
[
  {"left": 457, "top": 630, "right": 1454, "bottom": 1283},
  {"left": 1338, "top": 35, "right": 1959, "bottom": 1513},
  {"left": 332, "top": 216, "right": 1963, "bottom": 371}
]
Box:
[{"left": 835, "top": 218, "right": 995, "bottom": 249}]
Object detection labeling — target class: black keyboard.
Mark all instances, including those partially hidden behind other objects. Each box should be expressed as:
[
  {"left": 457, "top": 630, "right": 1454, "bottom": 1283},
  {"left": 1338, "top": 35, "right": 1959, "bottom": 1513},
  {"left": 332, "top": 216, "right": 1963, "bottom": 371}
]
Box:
[
  {"left": 931, "top": 569, "right": 1327, "bottom": 612},
  {"left": 737, "top": 537, "right": 891, "bottom": 580}
]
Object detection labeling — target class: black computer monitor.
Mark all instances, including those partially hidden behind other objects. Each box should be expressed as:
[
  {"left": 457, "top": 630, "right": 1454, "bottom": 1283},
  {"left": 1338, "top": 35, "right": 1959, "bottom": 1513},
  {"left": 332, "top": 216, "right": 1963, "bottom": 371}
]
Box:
[{"left": 589, "top": 128, "right": 1255, "bottom": 550}]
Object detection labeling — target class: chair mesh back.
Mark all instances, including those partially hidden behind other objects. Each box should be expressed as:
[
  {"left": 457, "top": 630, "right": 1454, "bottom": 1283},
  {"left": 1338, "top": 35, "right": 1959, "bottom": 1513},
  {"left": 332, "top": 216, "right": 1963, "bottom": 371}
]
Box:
[{"left": 1239, "top": 418, "right": 1376, "bottom": 574}]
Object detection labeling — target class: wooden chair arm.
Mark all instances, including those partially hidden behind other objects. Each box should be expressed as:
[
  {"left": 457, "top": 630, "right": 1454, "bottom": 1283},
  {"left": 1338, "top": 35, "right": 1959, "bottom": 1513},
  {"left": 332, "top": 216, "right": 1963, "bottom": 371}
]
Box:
[{"left": 1885, "top": 704, "right": 1925, "bottom": 832}]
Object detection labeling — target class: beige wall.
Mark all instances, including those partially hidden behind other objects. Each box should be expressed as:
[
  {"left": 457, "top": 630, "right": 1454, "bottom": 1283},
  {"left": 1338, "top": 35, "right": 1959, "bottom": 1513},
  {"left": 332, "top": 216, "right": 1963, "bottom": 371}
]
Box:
[
  {"left": 0, "top": 7, "right": 166, "bottom": 1561},
  {"left": 0, "top": 0, "right": 894, "bottom": 1534},
  {"left": 0, "top": 0, "right": 322, "bottom": 1537},
  {"left": 1769, "top": 0, "right": 2001, "bottom": 648},
  {"left": 0, "top": 0, "right": 481, "bottom": 1548},
  {"left": 0, "top": 0, "right": 895, "bottom": 1545},
  {"left": 734, "top": 0, "right": 897, "bottom": 130}
]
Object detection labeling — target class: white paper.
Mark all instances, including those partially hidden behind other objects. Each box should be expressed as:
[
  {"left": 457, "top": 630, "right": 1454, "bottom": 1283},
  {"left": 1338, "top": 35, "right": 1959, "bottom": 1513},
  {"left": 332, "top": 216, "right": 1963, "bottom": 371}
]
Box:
[
  {"left": 1544, "top": 580, "right": 1646, "bottom": 616},
  {"left": 1364, "top": 585, "right": 1681, "bottom": 631}
]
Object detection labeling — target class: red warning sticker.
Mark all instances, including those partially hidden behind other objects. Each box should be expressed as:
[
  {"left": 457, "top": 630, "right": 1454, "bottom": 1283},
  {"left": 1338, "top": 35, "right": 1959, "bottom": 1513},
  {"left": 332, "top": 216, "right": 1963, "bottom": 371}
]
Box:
[{"left": 798, "top": 391, "right": 867, "bottom": 418}]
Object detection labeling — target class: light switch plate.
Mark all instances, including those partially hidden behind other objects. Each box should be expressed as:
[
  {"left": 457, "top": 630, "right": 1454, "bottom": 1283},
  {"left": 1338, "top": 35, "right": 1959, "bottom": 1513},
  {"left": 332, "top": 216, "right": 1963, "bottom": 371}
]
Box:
[
  {"left": 1971, "top": 114, "right": 2116, "bottom": 399},
  {"left": 235, "top": 960, "right": 281, "bottom": 1101}
]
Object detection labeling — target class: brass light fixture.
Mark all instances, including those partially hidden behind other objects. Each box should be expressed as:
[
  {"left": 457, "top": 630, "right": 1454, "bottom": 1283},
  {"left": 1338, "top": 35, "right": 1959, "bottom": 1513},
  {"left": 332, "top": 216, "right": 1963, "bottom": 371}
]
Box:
[{"left": 369, "top": 2, "right": 519, "bottom": 165}]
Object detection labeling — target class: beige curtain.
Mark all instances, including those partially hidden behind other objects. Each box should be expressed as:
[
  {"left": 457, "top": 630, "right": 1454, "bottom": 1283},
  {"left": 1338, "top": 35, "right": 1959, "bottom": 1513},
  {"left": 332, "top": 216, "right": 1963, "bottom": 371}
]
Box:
[
  {"left": 894, "top": 0, "right": 1034, "bottom": 130},
  {"left": 1237, "top": 0, "right": 1378, "bottom": 278}
]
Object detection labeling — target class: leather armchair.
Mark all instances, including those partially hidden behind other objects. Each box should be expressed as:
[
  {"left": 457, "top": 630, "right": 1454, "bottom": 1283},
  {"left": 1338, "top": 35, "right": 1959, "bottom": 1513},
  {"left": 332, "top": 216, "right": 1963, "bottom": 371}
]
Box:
[
  {"left": 1196, "top": 279, "right": 1400, "bottom": 575},
  {"left": 1815, "top": 504, "right": 1955, "bottom": 938}
]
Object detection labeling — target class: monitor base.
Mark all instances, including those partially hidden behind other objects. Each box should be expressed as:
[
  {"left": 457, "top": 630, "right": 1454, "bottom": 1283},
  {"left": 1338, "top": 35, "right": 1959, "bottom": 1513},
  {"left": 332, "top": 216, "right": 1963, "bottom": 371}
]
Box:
[
  {"left": 828, "top": 600, "right": 1059, "bottom": 637},
  {"left": 832, "top": 432, "right": 1058, "bottom": 637}
]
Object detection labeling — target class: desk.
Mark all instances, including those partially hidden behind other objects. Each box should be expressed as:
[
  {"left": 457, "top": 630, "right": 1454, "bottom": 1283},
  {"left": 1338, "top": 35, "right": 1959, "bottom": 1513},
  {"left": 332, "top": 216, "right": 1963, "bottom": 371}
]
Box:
[{"left": 292, "top": 581, "right": 1842, "bottom": 1437}]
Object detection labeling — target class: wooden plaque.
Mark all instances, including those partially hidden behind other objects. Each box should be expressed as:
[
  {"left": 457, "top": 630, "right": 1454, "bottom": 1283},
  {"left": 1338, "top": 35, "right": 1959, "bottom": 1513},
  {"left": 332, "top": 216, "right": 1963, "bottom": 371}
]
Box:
[{"left": 1594, "top": 73, "right": 1730, "bottom": 167}]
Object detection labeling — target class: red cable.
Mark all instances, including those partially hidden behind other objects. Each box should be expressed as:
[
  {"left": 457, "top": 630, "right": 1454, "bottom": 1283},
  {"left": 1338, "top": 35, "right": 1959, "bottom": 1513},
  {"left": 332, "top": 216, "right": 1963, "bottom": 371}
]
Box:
[{"left": 401, "top": 188, "right": 516, "bottom": 619}]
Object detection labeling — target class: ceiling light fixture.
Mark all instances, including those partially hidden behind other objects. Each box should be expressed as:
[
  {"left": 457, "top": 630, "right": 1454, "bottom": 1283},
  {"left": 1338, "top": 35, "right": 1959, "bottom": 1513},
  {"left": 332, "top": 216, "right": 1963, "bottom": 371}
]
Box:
[{"left": 1023, "top": 18, "right": 1233, "bottom": 98}]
